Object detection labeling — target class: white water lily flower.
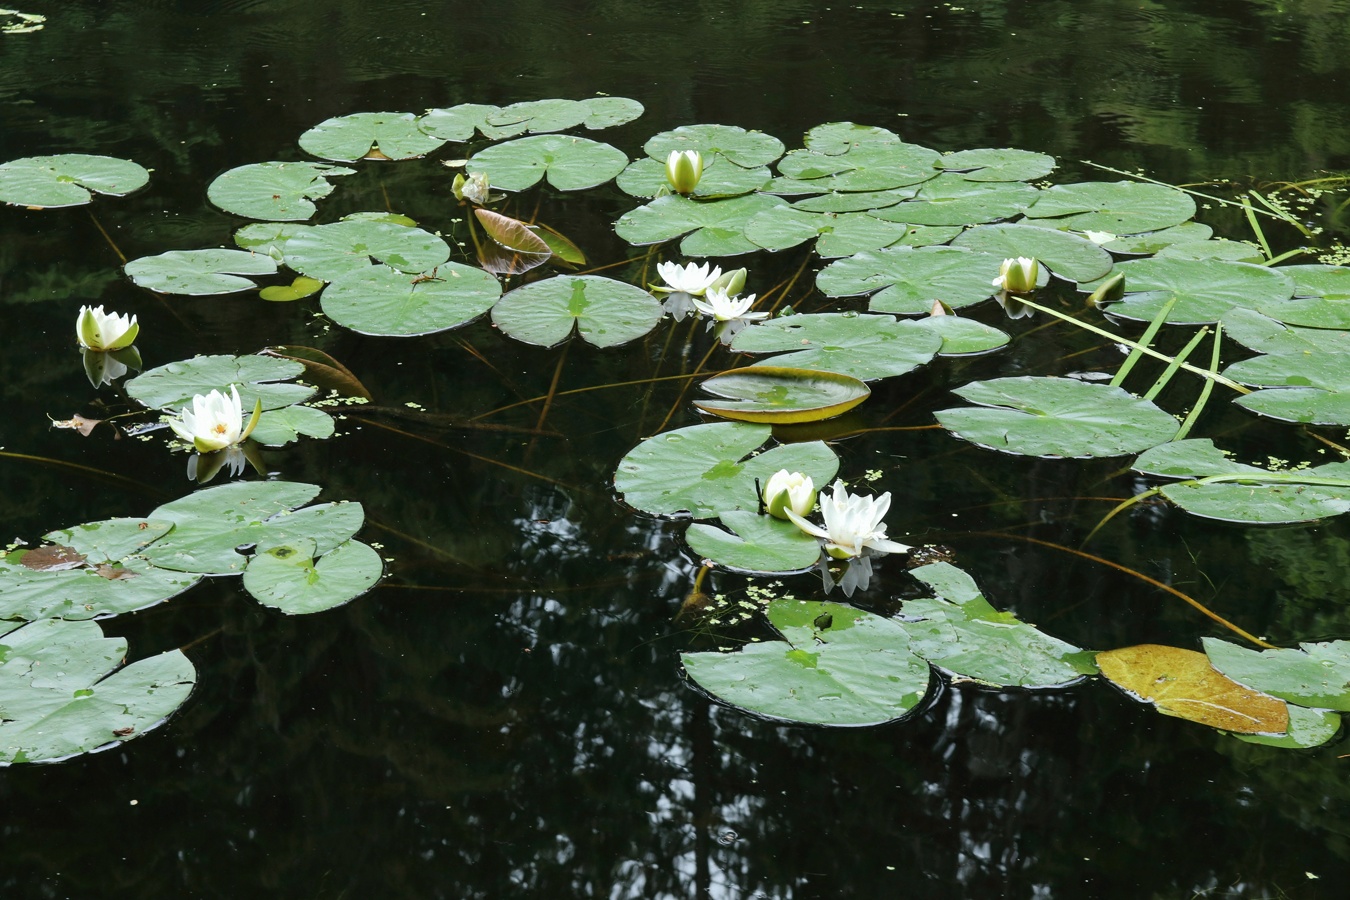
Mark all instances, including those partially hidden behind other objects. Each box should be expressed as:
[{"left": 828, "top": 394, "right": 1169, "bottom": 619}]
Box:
[
  {"left": 168, "top": 385, "right": 262, "bottom": 453},
  {"left": 655, "top": 260, "right": 722, "bottom": 295},
  {"left": 665, "top": 149, "right": 703, "bottom": 194},
  {"left": 76, "top": 305, "right": 139, "bottom": 351},
  {"left": 691, "top": 288, "right": 769, "bottom": 324},
  {"left": 454, "top": 170, "right": 492, "bottom": 205},
  {"left": 992, "top": 256, "right": 1039, "bottom": 295},
  {"left": 762, "top": 469, "right": 816, "bottom": 521},
  {"left": 786, "top": 479, "right": 911, "bottom": 560}
]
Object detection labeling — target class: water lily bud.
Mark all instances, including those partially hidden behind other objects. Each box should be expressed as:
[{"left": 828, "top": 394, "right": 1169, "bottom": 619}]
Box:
[
  {"left": 992, "top": 257, "right": 1039, "bottom": 295},
  {"left": 76, "top": 305, "right": 139, "bottom": 352},
  {"left": 762, "top": 469, "right": 816, "bottom": 521},
  {"left": 708, "top": 267, "right": 747, "bottom": 297},
  {"left": 665, "top": 149, "right": 703, "bottom": 194},
  {"left": 454, "top": 171, "right": 491, "bottom": 205}
]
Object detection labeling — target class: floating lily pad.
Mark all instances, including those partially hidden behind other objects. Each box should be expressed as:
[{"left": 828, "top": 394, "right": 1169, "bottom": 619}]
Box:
[
  {"left": 492, "top": 275, "right": 661, "bottom": 348},
  {"left": 234, "top": 222, "right": 308, "bottom": 261},
  {"left": 1025, "top": 181, "right": 1197, "bottom": 234},
  {"left": 870, "top": 174, "right": 1038, "bottom": 227},
  {"left": 485, "top": 99, "right": 591, "bottom": 135},
  {"left": 694, "top": 366, "right": 871, "bottom": 424},
  {"left": 1097, "top": 644, "right": 1289, "bottom": 734},
  {"left": 281, "top": 218, "right": 450, "bottom": 282},
  {"left": 681, "top": 599, "right": 931, "bottom": 726},
  {"left": 685, "top": 510, "right": 823, "bottom": 573},
  {"left": 801, "top": 122, "right": 904, "bottom": 155},
  {"left": 127, "top": 354, "right": 312, "bottom": 412},
  {"left": 250, "top": 405, "right": 336, "bottom": 446},
  {"left": 322, "top": 263, "right": 501, "bottom": 337},
  {"left": 0, "top": 618, "right": 195, "bottom": 765},
  {"left": 939, "top": 147, "right": 1056, "bottom": 182},
  {"left": 616, "top": 155, "right": 771, "bottom": 199},
  {"left": 206, "top": 161, "right": 355, "bottom": 221},
  {"left": 124, "top": 249, "right": 278, "bottom": 295},
  {"left": 1231, "top": 704, "right": 1342, "bottom": 749},
  {"left": 0, "top": 154, "right": 150, "bottom": 208},
  {"left": 1092, "top": 256, "right": 1294, "bottom": 325},
  {"left": 579, "top": 96, "right": 645, "bottom": 129},
  {"left": 901, "top": 562, "right": 1098, "bottom": 687},
  {"left": 1203, "top": 638, "right": 1350, "bottom": 712},
  {"left": 614, "top": 421, "right": 838, "bottom": 519},
  {"left": 466, "top": 134, "right": 628, "bottom": 191},
  {"left": 952, "top": 222, "right": 1114, "bottom": 283},
  {"left": 789, "top": 187, "right": 918, "bottom": 213},
  {"left": 729, "top": 312, "right": 943, "bottom": 381},
  {"left": 1157, "top": 239, "right": 1264, "bottom": 262},
  {"left": 299, "top": 112, "right": 446, "bottom": 161},
  {"left": 259, "top": 275, "right": 324, "bottom": 302},
  {"left": 615, "top": 192, "right": 788, "bottom": 257},
  {"left": 818, "top": 219, "right": 959, "bottom": 258},
  {"left": 644, "top": 124, "right": 785, "bottom": 169},
  {"left": 1100, "top": 222, "right": 1214, "bottom": 254},
  {"left": 243, "top": 538, "right": 382, "bottom": 615},
  {"left": 1133, "top": 439, "right": 1350, "bottom": 524},
  {"left": 817, "top": 245, "right": 1007, "bottom": 314},
  {"left": 418, "top": 103, "right": 508, "bottom": 141},
  {"left": 936, "top": 377, "right": 1179, "bottom": 458},
  {"left": 777, "top": 141, "right": 941, "bottom": 193},
  {"left": 912, "top": 315, "right": 1010, "bottom": 356},
  {"left": 1244, "top": 263, "right": 1350, "bottom": 329},
  {"left": 1220, "top": 310, "right": 1350, "bottom": 425}
]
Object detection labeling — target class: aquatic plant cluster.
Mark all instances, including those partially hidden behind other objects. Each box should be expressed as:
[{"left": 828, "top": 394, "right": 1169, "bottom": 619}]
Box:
[{"left": 3, "top": 95, "right": 1350, "bottom": 763}]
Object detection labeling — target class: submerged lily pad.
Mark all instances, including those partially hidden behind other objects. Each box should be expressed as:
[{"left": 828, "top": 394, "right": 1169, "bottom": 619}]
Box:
[
  {"left": 1203, "top": 638, "right": 1350, "bottom": 712},
  {"left": 694, "top": 366, "right": 871, "bottom": 424},
  {"left": 322, "top": 263, "right": 501, "bottom": 337},
  {"left": 817, "top": 245, "right": 1007, "bottom": 314},
  {"left": 936, "top": 377, "right": 1179, "bottom": 458},
  {"left": 467, "top": 134, "right": 629, "bottom": 191},
  {"left": 243, "top": 538, "right": 382, "bottom": 615},
  {"left": 127, "top": 354, "right": 312, "bottom": 412},
  {"left": 0, "top": 618, "right": 195, "bottom": 765},
  {"left": 124, "top": 249, "right": 278, "bottom": 295},
  {"left": 492, "top": 275, "right": 661, "bottom": 348},
  {"left": 681, "top": 599, "right": 931, "bottom": 726},
  {"left": 729, "top": 312, "right": 943, "bottom": 381},
  {"left": 281, "top": 218, "right": 450, "bottom": 282},
  {"left": 0, "top": 154, "right": 150, "bottom": 208},
  {"left": 1024, "top": 181, "right": 1197, "bottom": 234},
  {"left": 685, "top": 510, "right": 823, "bottom": 573},
  {"left": 206, "top": 161, "right": 355, "bottom": 221},
  {"left": 1097, "top": 644, "right": 1289, "bottom": 734},
  {"left": 299, "top": 112, "right": 446, "bottom": 161},
  {"left": 615, "top": 193, "right": 788, "bottom": 257},
  {"left": 615, "top": 421, "right": 838, "bottom": 519}
]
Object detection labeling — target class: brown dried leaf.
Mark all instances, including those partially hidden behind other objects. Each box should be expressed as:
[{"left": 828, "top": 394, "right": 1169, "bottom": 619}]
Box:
[
  {"left": 20, "top": 544, "right": 88, "bottom": 572},
  {"left": 94, "top": 563, "right": 137, "bottom": 581},
  {"left": 50, "top": 414, "right": 103, "bottom": 436}
]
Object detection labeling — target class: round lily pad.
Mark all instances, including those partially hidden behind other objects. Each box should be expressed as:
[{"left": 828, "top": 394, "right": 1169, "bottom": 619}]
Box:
[
  {"left": 939, "top": 147, "right": 1056, "bottom": 182},
  {"left": 124, "top": 249, "right": 277, "bottom": 295},
  {"left": 644, "top": 124, "right": 785, "bottom": 169},
  {"left": 126, "top": 354, "right": 312, "bottom": 412},
  {"left": 466, "top": 134, "right": 629, "bottom": 191},
  {"left": 685, "top": 510, "right": 823, "bottom": 573},
  {"left": 789, "top": 187, "right": 917, "bottom": 213},
  {"left": 492, "top": 275, "right": 661, "bottom": 348},
  {"left": 615, "top": 193, "right": 788, "bottom": 257},
  {"left": 802, "top": 122, "right": 904, "bottom": 155},
  {"left": 0, "top": 154, "right": 149, "bottom": 208},
  {"left": 952, "top": 222, "right": 1114, "bottom": 283},
  {"left": 321, "top": 263, "right": 501, "bottom": 337},
  {"left": 912, "top": 315, "right": 1010, "bottom": 356},
  {"left": 243, "top": 538, "right": 382, "bottom": 615},
  {"left": 1024, "top": 180, "right": 1197, "bottom": 234},
  {"left": 250, "top": 405, "right": 336, "bottom": 446},
  {"left": 817, "top": 245, "right": 1007, "bottom": 314},
  {"left": 485, "top": 99, "right": 591, "bottom": 135},
  {"left": 299, "top": 111, "right": 447, "bottom": 161},
  {"left": 729, "top": 312, "right": 943, "bottom": 381},
  {"left": 579, "top": 96, "right": 645, "bottom": 129},
  {"left": 418, "top": 103, "right": 504, "bottom": 141},
  {"left": 281, "top": 218, "right": 450, "bottom": 282},
  {"left": 206, "top": 161, "right": 355, "bottom": 221},
  {"left": 870, "top": 174, "right": 1038, "bottom": 226},
  {"left": 694, "top": 366, "right": 871, "bottom": 424},
  {"left": 1096, "top": 256, "right": 1295, "bottom": 324},
  {"left": 777, "top": 141, "right": 941, "bottom": 193},
  {"left": 616, "top": 155, "right": 771, "bottom": 199},
  {"left": 936, "top": 376, "right": 1180, "bottom": 458}
]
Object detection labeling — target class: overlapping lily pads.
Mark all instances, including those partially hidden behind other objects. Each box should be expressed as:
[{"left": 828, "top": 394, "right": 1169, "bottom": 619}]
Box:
[
  {"left": 281, "top": 218, "right": 450, "bottom": 282},
  {"left": 420, "top": 98, "right": 643, "bottom": 142},
  {"left": 124, "top": 249, "right": 278, "bottom": 295},
  {"left": 694, "top": 366, "right": 871, "bottom": 424},
  {"left": 685, "top": 511, "right": 823, "bottom": 573},
  {"left": 776, "top": 141, "right": 941, "bottom": 193},
  {"left": 206, "top": 161, "right": 355, "bottom": 221},
  {"left": 952, "top": 222, "right": 1113, "bottom": 283},
  {"left": 0, "top": 154, "right": 150, "bottom": 208},
  {"left": 617, "top": 155, "right": 770, "bottom": 199},
  {"left": 1024, "top": 180, "right": 1197, "bottom": 234},
  {"left": 1091, "top": 256, "right": 1294, "bottom": 324},
  {"left": 1219, "top": 309, "right": 1350, "bottom": 425},
  {"left": 729, "top": 312, "right": 943, "bottom": 381},
  {"left": 615, "top": 193, "right": 788, "bottom": 257},
  {"left": 871, "top": 174, "right": 1038, "bottom": 226},
  {"left": 817, "top": 245, "right": 1007, "bottom": 314},
  {"left": 1203, "top": 638, "right": 1350, "bottom": 712},
  {"left": 938, "top": 147, "right": 1056, "bottom": 182},
  {"left": 467, "top": 135, "right": 629, "bottom": 192},
  {"left": 492, "top": 275, "right": 661, "bottom": 348},
  {"left": 644, "top": 124, "right": 785, "bottom": 169},
  {"left": 299, "top": 112, "right": 446, "bottom": 161},
  {"left": 126, "top": 354, "right": 314, "bottom": 412}
]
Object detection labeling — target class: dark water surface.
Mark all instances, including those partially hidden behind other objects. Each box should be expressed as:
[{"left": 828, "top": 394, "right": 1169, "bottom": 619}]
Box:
[{"left": 4, "top": 1, "right": 1350, "bottom": 897}]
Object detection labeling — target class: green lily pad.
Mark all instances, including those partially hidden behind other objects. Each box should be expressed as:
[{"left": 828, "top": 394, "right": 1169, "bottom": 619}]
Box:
[
  {"left": 466, "top": 134, "right": 629, "bottom": 191},
  {"left": 234, "top": 222, "right": 308, "bottom": 261},
  {"left": 729, "top": 312, "right": 943, "bottom": 381},
  {"left": 938, "top": 147, "right": 1056, "bottom": 182},
  {"left": 281, "top": 218, "right": 450, "bottom": 282},
  {"left": 818, "top": 219, "right": 959, "bottom": 258},
  {"left": 491, "top": 275, "right": 662, "bottom": 348},
  {"left": 681, "top": 599, "right": 931, "bottom": 726},
  {"left": 1133, "top": 439, "right": 1350, "bottom": 524},
  {"left": 1024, "top": 181, "right": 1197, "bottom": 234},
  {"left": 259, "top": 275, "right": 324, "bottom": 302},
  {"left": 685, "top": 510, "right": 823, "bottom": 573},
  {"left": 206, "top": 161, "right": 355, "bottom": 221},
  {"left": 952, "top": 222, "right": 1114, "bottom": 283},
  {"left": 124, "top": 249, "right": 278, "bottom": 295},
  {"left": 644, "top": 124, "right": 785, "bottom": 169},
  {"left": 0, "top": 154, "right": 150, "bottom": 208},
  {"left": 615, "top": 192, "right": 788, "bottom": 257},
  {"left": 614, "top": 421, "right": 838, "bottom": 519},
  {"left": 1100, "top": 222, "right": 1214, "bottom": 254},
  {"left": 777, "top": 141, "right": 941, "bottom": 193},
  {"left": 299, "top": 111, "right": 446, "bottom": 161},
  {"left": 1203, "top": 638, "right": 1350, "bottom": 712},
  {"left": 485, "top": 99, "right": 591, "bottom": 135},
  {"left": 418, "top": 103, "right": 507, "bottom": 141},
  {"left": 1220, "top": 310, "right": 1350, "bottom": 425},
  {"left": 126, "top": 354, "right": 312, "bottom": 412},
  {"left": 1252, "top": 263, "right": 1350, "bottom": 329},
  {"left": 901, "top": 562, "right": 1098, "bottom": 687},
  {"left": 1231, "top": 704, "right": 1341, "bottom": 749},
  {"left": 578, "top": 96, "right": 645, "bottom": 129},
  {"left": 616, "top": 154, "right": 771, "bottom": 199},
  {"left": 789, "top": 187, "right": 918, "bottom": 213},
  {"left": 1094, "top": 256, "right": 1294, "bottom": 325},
  {"left": 936, "top": 376, "right": 1180, "bottom": 458},
  {"left": 250, "top": 405, "right": 336, "bottom": 446},
  {"left": 817, "top": 245, "right": 1007, "bottom": 314},
  {"left": 243, "top": 538, "right": 382, "bottom": 615},
  {"left": 694, "top": 366, "right": 871, "bottom": 424},
  {"left": 321, "top": 262, "right": 501, "bottom": 337},
  {"left": 912, "top": 315, "right": 1010, "bottom": 356},
  {"left": 0, "top": 618, "right": 195, "bottom": 765},
  {"left": 801, "top": 122, "right": 905, "bottom": 155},
  {"left": 1157, "top": 239, "right": 1264, "bottom": 262},
  {"left": 871, "top": 174, "right": 1038, "bottom": 227}
]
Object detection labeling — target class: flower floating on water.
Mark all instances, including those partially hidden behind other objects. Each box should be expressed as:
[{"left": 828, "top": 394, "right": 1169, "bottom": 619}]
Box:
[
  {"left": 76, "top": 305, "right": 138, "bottom": 351},
  {"left": 654, "top": 260, "right": 722, "bottom": 295},
  {"left": 762, "top": 469, "right": 816, "bottom": 521},
  {"left": 992, "top": 256, "right": 1039, "bottom": 295},
  {"left": 169, "top": 385, "right": 261, "bottom": 453},
  {"left": 786, "top": 479, "right": 910, "bottom": 560},
  {"left": 665, "top": 149, "right": 703, "bottom": 194}
]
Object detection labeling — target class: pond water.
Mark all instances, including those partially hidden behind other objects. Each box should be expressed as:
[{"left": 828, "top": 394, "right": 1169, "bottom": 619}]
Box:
[{"left": 4, "top": 1, "right": 1350, "bottom": 897}]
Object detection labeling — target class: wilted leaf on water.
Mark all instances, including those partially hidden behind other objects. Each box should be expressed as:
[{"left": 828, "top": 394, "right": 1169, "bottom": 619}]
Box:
[
  {"left": 1097, "top": 644, "right": 1290, "bottom": 734},
  {"left": 1203, "top": 637, "right": 1350, "bottom": 711},
  {"left": 1231, "top": 705, "right": 1341, "bottom": 749},
  {"left": 17, "top": 544, "right": 86, "bottom": 572},
  {"left": 694, "top": 366, "right": 871, "bottom": 424},
  {"left": 474, "top": 208, "right": 552, "bottom": 275},
  {"left": 49, "top": 414, "right": 102, "bottom": 436},
  {"left": 263, "top": 346, "right": 373, "bottom": 400}
]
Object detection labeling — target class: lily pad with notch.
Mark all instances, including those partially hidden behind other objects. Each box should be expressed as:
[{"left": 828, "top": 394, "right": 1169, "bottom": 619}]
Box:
[
  {"left": 299, "top": 111, "right": 446, "bottom": 161},
  {"left": 0, "top": 154, "right": 150, "bottom": 208},
  {"left": 280, "top": 218, "right": 450, "bottom": 282},
  {"left": 685, "top": 510, "right": 823, "bottom": 574},
  {"left": 776, "top": 141, "right": 941, "bottom": 193},
  {"left": 322, "top": 263, "right": 501, "bottom": 337},
  {"left": 616, "top": 154, "right": 771, "bottom": 199},
  {"left": 952, "top": 222, "right": 1114, "bottom": 283},
  {"left": 817, "top": 245, "right": 1008, "bottom": 314},
  {"left": 1084, "top": 256, "right": 1295, "bottom": 325},
  {"left": 206, "top": 161, "right": 355, "bottom": 221},
  {"left": 1220, "top": 309, "right": 1350, "bottom": 425},
  {"left": 124, "top": 249, "right": 278, "bottom": 295},
  {"left": 243, "top": 538, "right": 383, "bottom": 615},
  {"left": 127, "top": 354, "right": 314, "bottom": 413},
  {"left": 871, "top": 174, "right": 1038, "bottom": 226},
  {"left": 681, "top": 599, "right": 932, "bottom": 727},
  {"left": 1024, "top": 180, "right": 1197, "bottom": 234},
  {"left": 491, "top": 274, "right": 662, "bottom": 348},
  {"left": 938, "top": 147, "right": 1056, "bottom": 183},
  {"left": 615, "top": 192, "right": 788, "bottom": 257},
  {"left": 249, "top": 405, "right": 336, "bottom": 446},
  {"left": 729, "top": 311, "right": 943, "bottom": 381},
  {"left": 643, "top": 124, "right": 785, "bottom": 169},
  {"left": 694, "top": 366, "right": 871, "bottom": 424},
  {"left": 466, "top": 134, "right": 629, "bottom": 192},
  {"left": 912, "top": 315, "right": 1010, "bottom": 356}
]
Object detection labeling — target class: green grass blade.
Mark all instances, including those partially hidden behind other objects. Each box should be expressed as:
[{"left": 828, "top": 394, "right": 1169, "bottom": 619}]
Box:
[
  {"left": 1111, "top": 295, "right": 1177, "bottom": 389},
  {"left": 1174, "top": 322, "right": 1223, "bottom": 441},
  {"left": 1143, "top": 326, "right": 1209, "bottom": 401}
]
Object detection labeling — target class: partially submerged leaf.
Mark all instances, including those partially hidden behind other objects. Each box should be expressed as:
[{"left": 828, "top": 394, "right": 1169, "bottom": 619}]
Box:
[{"left": 694, "top": 366, "right": 871, "bottom": 424}]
